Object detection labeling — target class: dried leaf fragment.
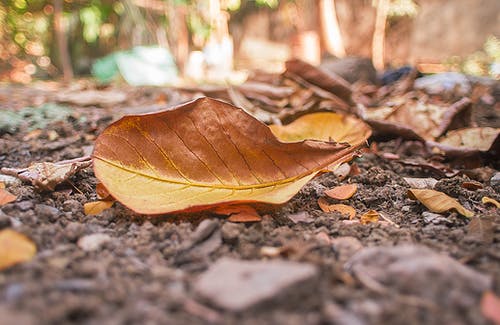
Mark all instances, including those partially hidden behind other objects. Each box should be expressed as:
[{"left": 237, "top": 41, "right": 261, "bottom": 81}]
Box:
[
  {"left": 0, "top": 188, "right": 17, "bottom": 206},
  {"left": 93, "top": 98, "right": 364, "bottom": 214},
  {"left": 269, "top": 112, "right": 371, "bottom": 147},
  {"left": 0, "top": 229, "right": 36, "bottom": 271},
  {"left": 214, "top": 205, "right": 262, "bottom": 223},
  {"left": 324, "top": 184, "right": 358, "bottom": 200},
  {"left": 84, "top": 200, "right": 114, "bottom": 216},
  {"left": 1, "top": 156, "right": 92, "bottom": 191},
  {"left": 482, "top": 197, "right": 500, "bottom": 208},
  {"left": 329, "top": 204, "right": 356, "bottom": 219},
  {"left": 408, "top": 189, "right": 474, "bottom": 217},
  {"left": 360, "top": 210, "right": 380, "bottom": 224},
  {"left": 481, "top": 291, "right": 500, "bottom": 325}
]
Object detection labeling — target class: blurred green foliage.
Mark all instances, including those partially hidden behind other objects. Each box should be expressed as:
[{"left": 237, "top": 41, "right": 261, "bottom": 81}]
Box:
[{"left": 0, "top": 0, "right": 283, "bottom": 82}]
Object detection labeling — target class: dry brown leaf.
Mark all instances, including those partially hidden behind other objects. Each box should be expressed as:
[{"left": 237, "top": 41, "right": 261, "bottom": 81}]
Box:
[
  {"left": 482, "top": 196, "right": 500, "bottom": 208},
  {"left": 0, "top": 181, "right": 4, "bottom": 189},
  {"left": 360, "top": 210, "right": 380, "bottom": 224},
  {"left": 285, "top": 59, "right": 352, "bottom": 103},
  {"left": 461, "top": 181, "right": 483, "bottom": 190},
  {"left": 0, "top": 188, "right": 17, "bottom": 206},
  {"left": 270, "top": 112, "right": 371, "bottom": 147},
  {"left": 96, "top": 182, "right": 112, "bottom": 200},
  {"left": 0, "top": 229, "right": 36, "bottom": 271},
  {"left": 93, "top": 98, "right": 364, "bottom": 214},
  {"left": 467, "top": 216, "right": 493, "bottom": 244},
  {"left": 427, "top": 127, "right": 500, "bottom": 158},
  {"left": 84, "top": 200, "right": 114, "bottom": 216},
  {"left": 481, "top": 291, "right": 500, "bottom": 325},
  {"left": 324, "top": 184, "right": 358, "bottom": 200},
  {"left": 328, "top": 204, "right": 356, "bottom": 219},
  {"left": 213, "top": 204, "right": 262, "bottom": 223},
  {"left": 408, "top": 189, "right": 474, "bottom": 217},
  {"left": 318, "top": 197, "right": 332, "bottom": 213},
  {"left": 1, "top": 156, "right": 92, "bottom": 192}
]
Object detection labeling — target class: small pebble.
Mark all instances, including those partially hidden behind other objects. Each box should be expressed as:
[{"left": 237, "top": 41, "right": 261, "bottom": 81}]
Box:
[
  {"left": 34, "top": 204, "right": 60, "bottom": 222},
  {"left": 0, "top": 210, "right": 11, "bottom": 229},
  {"left": 221, "top": 222, "right": 244, "bottom": 244},
  {"left": 16, "top": 201, "right": 33, "bottom": 211},
  {"left": 490, "top": 172, "right": 500, "bottom": 189},
  {"left": 77, "top": 233, "right": 112, "bottom": 252}
]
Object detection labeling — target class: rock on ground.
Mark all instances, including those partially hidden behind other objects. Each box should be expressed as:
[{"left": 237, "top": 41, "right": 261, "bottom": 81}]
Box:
[
  {"left": 194, "top": 257, "right": 318, "bottom": 312},
  {"left": 346, "top": 245, "right": 492, "bottom": 307}
]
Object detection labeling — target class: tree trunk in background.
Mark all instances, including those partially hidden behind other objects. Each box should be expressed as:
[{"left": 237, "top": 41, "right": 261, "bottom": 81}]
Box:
[
  {"left": 372, "top": 0, "right": 389, "bottom": 70},
  {"left": 319, "top": 0, "right": 346, "bottom": 58},
  {"left": 165, "top": 3, "right": 188, "bottom": 72},
  {"left": 54, "top": 0, "right": 73, "bottom": 82}
]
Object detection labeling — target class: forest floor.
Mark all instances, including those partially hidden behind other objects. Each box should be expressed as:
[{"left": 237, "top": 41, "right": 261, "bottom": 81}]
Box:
[{"left": 0, "top": 77, "right": 499, "bottom": 325}]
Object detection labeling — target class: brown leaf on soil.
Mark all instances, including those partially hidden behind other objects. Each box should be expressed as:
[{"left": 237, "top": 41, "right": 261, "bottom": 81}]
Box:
[
  {"left": 408, "top": 189, "right": 474, "bottom": 217},
  {"left": 481, "top": 291, "right": 500, "bottom": 325},
  {"left": 427, "top": 127, "right": 500, "bottom": 158},
  {"left": 360, "top": 210, "right": 380, "bottom": 225},
  {"left": 324, "top": 184, "right": 358, "bottom": 200},
  {"left": 269, "top": 112, "right": 371, "bottom": 147},
  {"left": 461, "top": 181, "right": 483, "bottom": 190},
  {"left": 0, "top": 229, "right": 36, "bottom": 271},
  {"left": 365, "top": 97, "right": 472, "bottom": 141},
  {"left": 93, "top": 98, "right": 364, "bottom": 215},
  {"left": 0, "top": 188, "right": 17, "bottom": 205},
  {"left": 467, "top": 216, "right": 493, "bottom": 244},
  {"left": 285, "top": 59, "right": 352, "bottom": 103},
  {"left": 213, "top": 205, "right": 262, "bottom": 223},
  {"left": 329, "top": 204, "right": 356, "bottom": 219},
  {"left": 1, "top": 156, "right": 92, "bottom": 192},
  {"left": 96, "top": 182, "right": 112, "bottom": 200},
  {"left": 482, "top": 197, "right": 500, "bottom": 208},
  {"left": 84, "top": 200, "right": 114, "bottom": 216}
]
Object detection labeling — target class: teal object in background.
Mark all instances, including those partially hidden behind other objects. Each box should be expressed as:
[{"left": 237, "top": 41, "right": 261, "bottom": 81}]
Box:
[{"left": 91, "top": 46, "right": 178, "bottom": 86}]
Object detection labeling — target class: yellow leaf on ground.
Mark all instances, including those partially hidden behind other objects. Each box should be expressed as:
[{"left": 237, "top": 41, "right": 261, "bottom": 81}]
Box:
[
  {"left": 269, "top": 112, "right": 371, "bottom": 147},
  {"left": 0, "top": 229, "right": 36, "bottom": 271},
  {"left": 93, "top": 98, "right": 367, "bottom": 214},
  {"left": 482, "top": 196, "right": 500, "bottom": 208},
  {"left": 0, "top": 188, "right": 17, "bottom": 206},
  {"left": 360, "top": 210, "right": 380, "bottom": 224},
  {"left": 324, "top": 184, "right": 358, "bottom": 200},
  {"left": 408, "top": 189, "right": 474, "bottom": 217},
  {"left": 84, "top": 200, "right": 114, "bottom": 216}
]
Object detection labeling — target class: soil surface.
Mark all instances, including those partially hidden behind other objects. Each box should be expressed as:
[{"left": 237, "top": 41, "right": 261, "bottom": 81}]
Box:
[{"left": 0, "top": 84, "right": 499, "bottom": 325}]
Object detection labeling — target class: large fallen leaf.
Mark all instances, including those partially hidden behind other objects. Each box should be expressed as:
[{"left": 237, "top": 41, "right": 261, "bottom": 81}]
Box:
[
  {"left": 0, "top": 229, "right": 36, "bottom": 271},
  {"left": 408, "top": 189, "right": 474, "bottom": 217},
  {"left": 269, "top": 112, "right": 371, "bottom": 147},
  {"left": 93, "top": 97, "right": 363, "bottom": 214}
]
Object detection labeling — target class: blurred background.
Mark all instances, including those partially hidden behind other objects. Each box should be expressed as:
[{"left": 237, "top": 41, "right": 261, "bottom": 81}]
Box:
[{"left": 1, "top": 0, "right": 499, "bottom": 85}]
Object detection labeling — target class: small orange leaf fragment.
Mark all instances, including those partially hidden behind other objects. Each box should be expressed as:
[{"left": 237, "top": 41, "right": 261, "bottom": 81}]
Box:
[
  {"left": 324, "top": 184, "right": 358, "bottom": 200},
  {"left": 360, "top": 210, "right": 380, "bottom": 224},
  {"left": 84, "top": 200, "right": 114, "bottom": 216},
  {"left": 0, "top": 229, "right": 36, "bottom": 271},
  {"left": 0, "top": 181, "right": 5, "bottom": 189},
  {"left": 408, "top": 189, "right": 474, "bottom": 217},
  {"left": 214, "top": 205, "right": 262, "bottom": 223},
  {"left": 481, "top": 291, "right": 500, "bottom": 325},
  {"left": 96, "top": 182, "right": 112, "bottom": 200},
  {"left": 0, "top": 188, "right": 17, "bottom": 206},
  {"left": 461, "top": 181, "right": 483, "bottom": 190},
  {"left": 482, "top": 196, "right": 500, "bottom": 208},
  {"left": 329, "top": 204, "right": 356, "bottom": 219}
]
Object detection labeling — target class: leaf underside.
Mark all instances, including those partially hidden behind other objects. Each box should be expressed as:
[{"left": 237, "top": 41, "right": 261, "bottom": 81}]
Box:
[{"left": 93, "top": 97, "right": 364, "bottom": 214}]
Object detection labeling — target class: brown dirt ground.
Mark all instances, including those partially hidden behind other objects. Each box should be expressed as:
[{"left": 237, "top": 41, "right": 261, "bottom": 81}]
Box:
[{"left": 0, "top": 85, "right": 499, "bottom": 325}]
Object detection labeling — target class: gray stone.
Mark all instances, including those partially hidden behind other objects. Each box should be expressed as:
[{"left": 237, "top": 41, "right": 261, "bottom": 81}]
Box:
[
  {"left": 221, "top": 222, "right": 243, "bottom": 244},
  {"left": 414, "top": 72, "right": 471, "bottom": 96},
  {"left": 194, "top": 257, "right": 318, "bottom": 312},
  {"left": 331, "top": 236, "right": 363, "bottom": 263},
  {"left": 346, "top": 245, "right": 491, "bottom": 306},
  {"left": 490, "top": 172, "right": 500, "bottom": 189},
  {"left": 77, "top": 233, "right": 112, "bottom": 252},
  {"left": 16, "top": 201, "right": 33, "bottom": 211},
  {"left": 34, "top": 204, "right": 60, "bottom": 222}
]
